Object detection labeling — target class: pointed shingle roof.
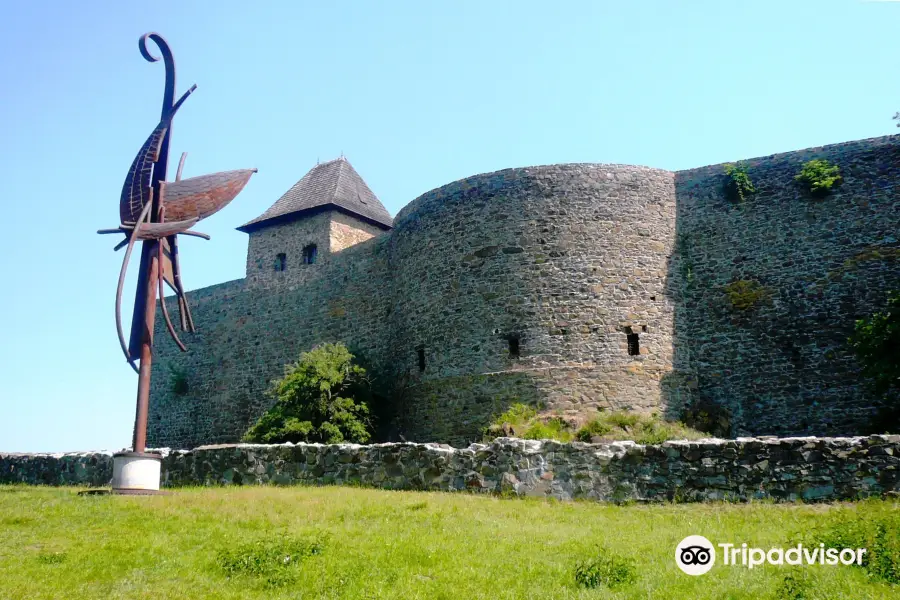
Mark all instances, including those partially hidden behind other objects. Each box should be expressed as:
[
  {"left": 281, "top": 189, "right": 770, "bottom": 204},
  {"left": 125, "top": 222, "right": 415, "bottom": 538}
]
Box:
[{"left": 237, "top": 157, "right": 393, "bottom": 232}]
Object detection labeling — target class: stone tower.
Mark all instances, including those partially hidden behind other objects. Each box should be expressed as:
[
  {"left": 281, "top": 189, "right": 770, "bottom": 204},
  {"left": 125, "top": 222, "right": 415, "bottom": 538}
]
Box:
[{"left": 237, "top": 157, "right": 393, "bottom": 287}]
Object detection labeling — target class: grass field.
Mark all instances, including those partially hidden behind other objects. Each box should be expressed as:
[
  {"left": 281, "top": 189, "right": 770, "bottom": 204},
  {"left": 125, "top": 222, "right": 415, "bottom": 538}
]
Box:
[{"left": 0, "top": 485, "right": 897, "bottom": 599}]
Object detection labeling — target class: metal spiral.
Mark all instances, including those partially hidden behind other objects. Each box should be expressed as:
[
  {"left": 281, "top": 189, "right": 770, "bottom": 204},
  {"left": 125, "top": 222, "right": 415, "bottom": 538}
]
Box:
[{"left": 138, "top": 32, "right": 177, "bottom": 118}]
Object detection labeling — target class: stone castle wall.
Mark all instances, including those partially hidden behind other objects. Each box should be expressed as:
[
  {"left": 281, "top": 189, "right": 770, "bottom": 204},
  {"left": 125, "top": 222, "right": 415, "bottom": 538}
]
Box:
[
  {"left": 148, "top": 134, "right": 900, "bottom": 449},
  {"left": 148, "top": 232, "right": 395, "bottom": 449},
  {"left": 672, "top": 134, "right": 900, "bottom": 436},
  {"left": 390, "top": 164, "right": 677, "bottom": 442},
  {"left": 3, "top": 436, "right": 898, "bottom": 504}
]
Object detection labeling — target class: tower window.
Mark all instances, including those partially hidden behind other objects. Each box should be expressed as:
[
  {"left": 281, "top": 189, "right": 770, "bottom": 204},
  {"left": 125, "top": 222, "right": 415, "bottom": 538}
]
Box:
[
  {"left": 508, "top": 336, "right": 520, "bottom": 358},
  {"left": 627, "top": 333, "right": 640, "bottom": 356},
  {"left": 417, "top": 347, "right": 426, "bottom": 372},
  {"left": 302, "top": 244, "right": 318, "bottom": 265},
  {"left": 274, "top": 253, "right": 286, "bottom": 272}
]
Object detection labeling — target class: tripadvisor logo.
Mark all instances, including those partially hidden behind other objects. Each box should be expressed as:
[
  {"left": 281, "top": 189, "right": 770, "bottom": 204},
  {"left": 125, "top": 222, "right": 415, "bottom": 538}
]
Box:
[
  {"left": 676, "top": 535, "right": 716, "bottom": 575},
  {"left": 675, "top": 536, "right": 867, "bottom": 576}
]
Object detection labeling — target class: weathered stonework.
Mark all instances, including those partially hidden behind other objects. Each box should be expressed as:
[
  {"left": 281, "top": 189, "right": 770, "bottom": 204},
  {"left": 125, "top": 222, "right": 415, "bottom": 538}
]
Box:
[
  {"left": 672, "top": 135, "right": 900, "bottom": 435},
  {"left": 330, "top": 210, "right": 382, "bottom": 252},
  {"left": 0, "top": 451, "right": 113, "bottom": 487},
  {"left": 3, "top": 436, "right": 898, "bottom": 503},
  {"left": 390, "top": 165, "right": 676, "bottom": 436},
  {"left": 244, "top": 209, "right": 387, "bottom": 289},
  {"left": 149, "top": 135, "right": 900, "bottom": 449}
]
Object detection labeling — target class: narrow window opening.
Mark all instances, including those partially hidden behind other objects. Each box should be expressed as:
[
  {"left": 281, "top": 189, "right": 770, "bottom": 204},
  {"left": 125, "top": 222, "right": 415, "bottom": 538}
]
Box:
[
  {"left": 302, "top": 244, "right": 318, "bottom": 265},
  {"left": 650, "top": 296, "right": 656, "bottom": 301},
  {"left": 627, "top": 333, "right": 640, "bottom": 356},
  {"left": 508, "top": 336, "right": 520, "bottom": 358},
  {"left": 642, "top": 325, "right": 648, "bottom": 332},
  {"left": 274, "top": 253, "right": 286, "bottom": 272},
  {"left": 417, "top": 347, "right": 426, "bottom": 372}
]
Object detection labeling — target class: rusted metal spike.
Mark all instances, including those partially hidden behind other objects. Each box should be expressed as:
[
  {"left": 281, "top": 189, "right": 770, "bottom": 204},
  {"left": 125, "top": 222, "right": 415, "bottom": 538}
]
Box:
[
  {"left": 157, "top": 241, "right": 187, "bottom": 352},
  {"left": 180, "top": 230, "right": 211, "bottom": 240},
  {"left": 176, "top": 152, "right": 187, "bottom": 181},
  {"left": 115, "top": 199, "right": 153, "bottom": 366}
]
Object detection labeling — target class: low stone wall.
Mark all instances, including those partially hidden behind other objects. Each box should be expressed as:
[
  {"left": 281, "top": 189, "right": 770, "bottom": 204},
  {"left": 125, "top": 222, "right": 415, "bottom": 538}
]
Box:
[
  {"left": 0, "top": 451, "right": 114, "bottom": 487},
  {"left": 2, "top": 436, "right": 898, "bottom": 503}
]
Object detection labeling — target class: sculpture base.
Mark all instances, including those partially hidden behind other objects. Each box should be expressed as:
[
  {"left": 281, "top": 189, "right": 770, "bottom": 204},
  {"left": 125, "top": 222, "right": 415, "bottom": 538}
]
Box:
[{"left": 111, "top": 451, "right": 162, "bottom": 493}]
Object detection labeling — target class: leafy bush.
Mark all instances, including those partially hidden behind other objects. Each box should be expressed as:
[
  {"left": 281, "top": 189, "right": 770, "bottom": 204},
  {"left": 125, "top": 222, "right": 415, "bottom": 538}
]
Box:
[
  {"left": 681, "top": 398, "right": 732, "bottom": 437},
  {"left": 576, "top": 411, "right": 707, "bottom": 444},
  {"left": 243, "top": 343, "right": 373, "bottom": 444},
  {"left": 574, "top": 548, "right": 637, "bottom": 589},
  {"left": 803, "top": 509, "right": 900, "bottom": 585},
  {"left": 482, "top": 403, "right": 538, "bottom": 438},
  {"left": 522, "top": 417, "right": 572, "bottom": 442},
  {"left": 848, "top": 291, "right": 900, "bottom": 434},
  {"left": 169, "top": 366, "right": 189, "bottom": 396},
  {"left": 484, "top": 406, "right": 706, "bottom": 444},
  {"left": 604, "top": 411, "right": 640, "bottom": 429},
  {"left": 724, "top": 279, "right": 771, "bottom": 311},
  {"left": 217, "top": 533, "right": 325, "bottom": 587},
  {"left": 723, "top": 162, "right": 757, "bottom": 202},
  {"left": 574, "top": 419, "right": 612, "bottom": 442},
  {"left": 795, "top": 159, "right": 842, "bottom": 198}
]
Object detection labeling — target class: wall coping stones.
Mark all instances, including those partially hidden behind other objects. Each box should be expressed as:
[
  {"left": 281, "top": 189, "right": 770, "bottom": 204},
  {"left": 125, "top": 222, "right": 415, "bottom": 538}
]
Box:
[{"left": 2, "top": 435, "right": 897, "bottom": 503}]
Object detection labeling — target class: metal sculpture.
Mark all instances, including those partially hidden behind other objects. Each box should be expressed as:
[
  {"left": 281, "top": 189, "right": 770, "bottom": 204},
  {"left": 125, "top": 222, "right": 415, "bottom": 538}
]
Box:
[{"left": 99, "top": 33, "right": 256, "bottom": 459}]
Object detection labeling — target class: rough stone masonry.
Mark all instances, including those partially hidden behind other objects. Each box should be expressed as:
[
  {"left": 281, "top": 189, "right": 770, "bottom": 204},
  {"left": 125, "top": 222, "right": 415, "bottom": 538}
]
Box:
[
  {"left": 148, "top": 135, "right": 900, "bottom": 449},
  {"left": 2, "top": 436, "right": 898, "bottom": 503}
]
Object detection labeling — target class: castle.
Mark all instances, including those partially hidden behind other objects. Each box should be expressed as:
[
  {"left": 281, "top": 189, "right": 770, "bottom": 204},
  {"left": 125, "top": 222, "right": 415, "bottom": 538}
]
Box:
[{"left": 147, "top": 134, "right": 900, "bottom": 449}]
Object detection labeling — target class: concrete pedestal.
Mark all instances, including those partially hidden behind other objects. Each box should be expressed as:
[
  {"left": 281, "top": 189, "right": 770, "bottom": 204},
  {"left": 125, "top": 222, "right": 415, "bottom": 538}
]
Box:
[{"left": 111, "top": 451, "right": 162, "bottom": 493}]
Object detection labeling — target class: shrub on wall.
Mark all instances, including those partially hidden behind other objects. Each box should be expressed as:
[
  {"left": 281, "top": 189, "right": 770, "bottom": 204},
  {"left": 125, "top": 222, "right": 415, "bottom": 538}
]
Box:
[
  {"left": 723, "top": 162, "right": 757, "bottom": 202},
  {"left": 680, "top": 398, "right": 732, "bottom": 437},
  {"left": 794, "top": 159, "right": 842, "bottom": 198},
  {"left": 243, "top": 343, "right": 374, "bottom": 444},
  {"left": 724, "top": 279, "right": 771, "bottom": 311},
  {"left": 848, "top": 292, "right": 900, "bottom": 434},
  {"left": 169, "top": 366, "right": 189, "bottom": 396}
]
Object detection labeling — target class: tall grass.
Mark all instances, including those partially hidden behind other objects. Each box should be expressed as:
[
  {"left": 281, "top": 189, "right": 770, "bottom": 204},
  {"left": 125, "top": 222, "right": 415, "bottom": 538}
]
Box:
[{"left": 0, "top": 485, "right": 896, "bottom": 599}]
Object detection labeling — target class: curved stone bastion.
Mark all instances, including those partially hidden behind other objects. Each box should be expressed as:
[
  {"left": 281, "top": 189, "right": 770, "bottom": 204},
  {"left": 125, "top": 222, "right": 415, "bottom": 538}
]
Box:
[
  {"left": 390, "top": 164, "right": 677, "bottom": 441},
  {"left": 3, "top": 436, "right": 898, "bottom": 503}
]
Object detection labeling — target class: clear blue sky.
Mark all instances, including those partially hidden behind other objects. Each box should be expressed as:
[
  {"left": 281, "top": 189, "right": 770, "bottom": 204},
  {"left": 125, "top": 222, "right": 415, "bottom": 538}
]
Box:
[{"left": 1, "top": 1, "right": 898, "bottom": 452}]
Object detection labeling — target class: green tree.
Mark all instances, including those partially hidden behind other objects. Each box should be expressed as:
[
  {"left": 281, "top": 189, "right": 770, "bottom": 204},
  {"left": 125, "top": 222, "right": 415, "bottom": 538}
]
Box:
[
  {"left": 243, "top": 343, "right": 373, "bottom": 444},
  {"left": 848, "top": 292, "right": 900, "bottom": 432}
]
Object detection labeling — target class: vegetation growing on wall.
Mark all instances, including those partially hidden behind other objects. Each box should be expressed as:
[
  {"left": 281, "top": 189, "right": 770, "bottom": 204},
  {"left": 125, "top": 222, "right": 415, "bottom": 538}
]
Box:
[
  {"left": 723, "top": 279, "right": 771, "bottom": 311},
  {"left": 848, "top": 292, "right": 900, "bottom": 433},
  {"left": 168, "top": 366, "right": 189, "bottom": 396},
  {"left": 482, "top": 404, "right": 573, "bottom": 441},
  {"left": 243, "top": 343, "right": 374, "bottom": 444},
  {"left": 680, "top": 398, "right": 732, "bottom": 438},
  {"left": 482, "top": 404, "right": 706, "bottom": 444},
  {"left": 674, "top": 232, "right": 696, "bottom": 290},
  {"left": 827, "top": 246, "right": 900, "bottom": 282},
  {"left": 794, "top": 159, "right": 842, "bottom": 198},
  {"left": 723, "top": 162, "right": 756, "bottom": 202}
]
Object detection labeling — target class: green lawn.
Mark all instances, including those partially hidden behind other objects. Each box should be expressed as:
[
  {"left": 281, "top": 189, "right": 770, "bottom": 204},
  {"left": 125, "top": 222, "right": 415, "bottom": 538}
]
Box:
[{"left": 0, "top": 485, "right": 897, "bottom": 599}]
